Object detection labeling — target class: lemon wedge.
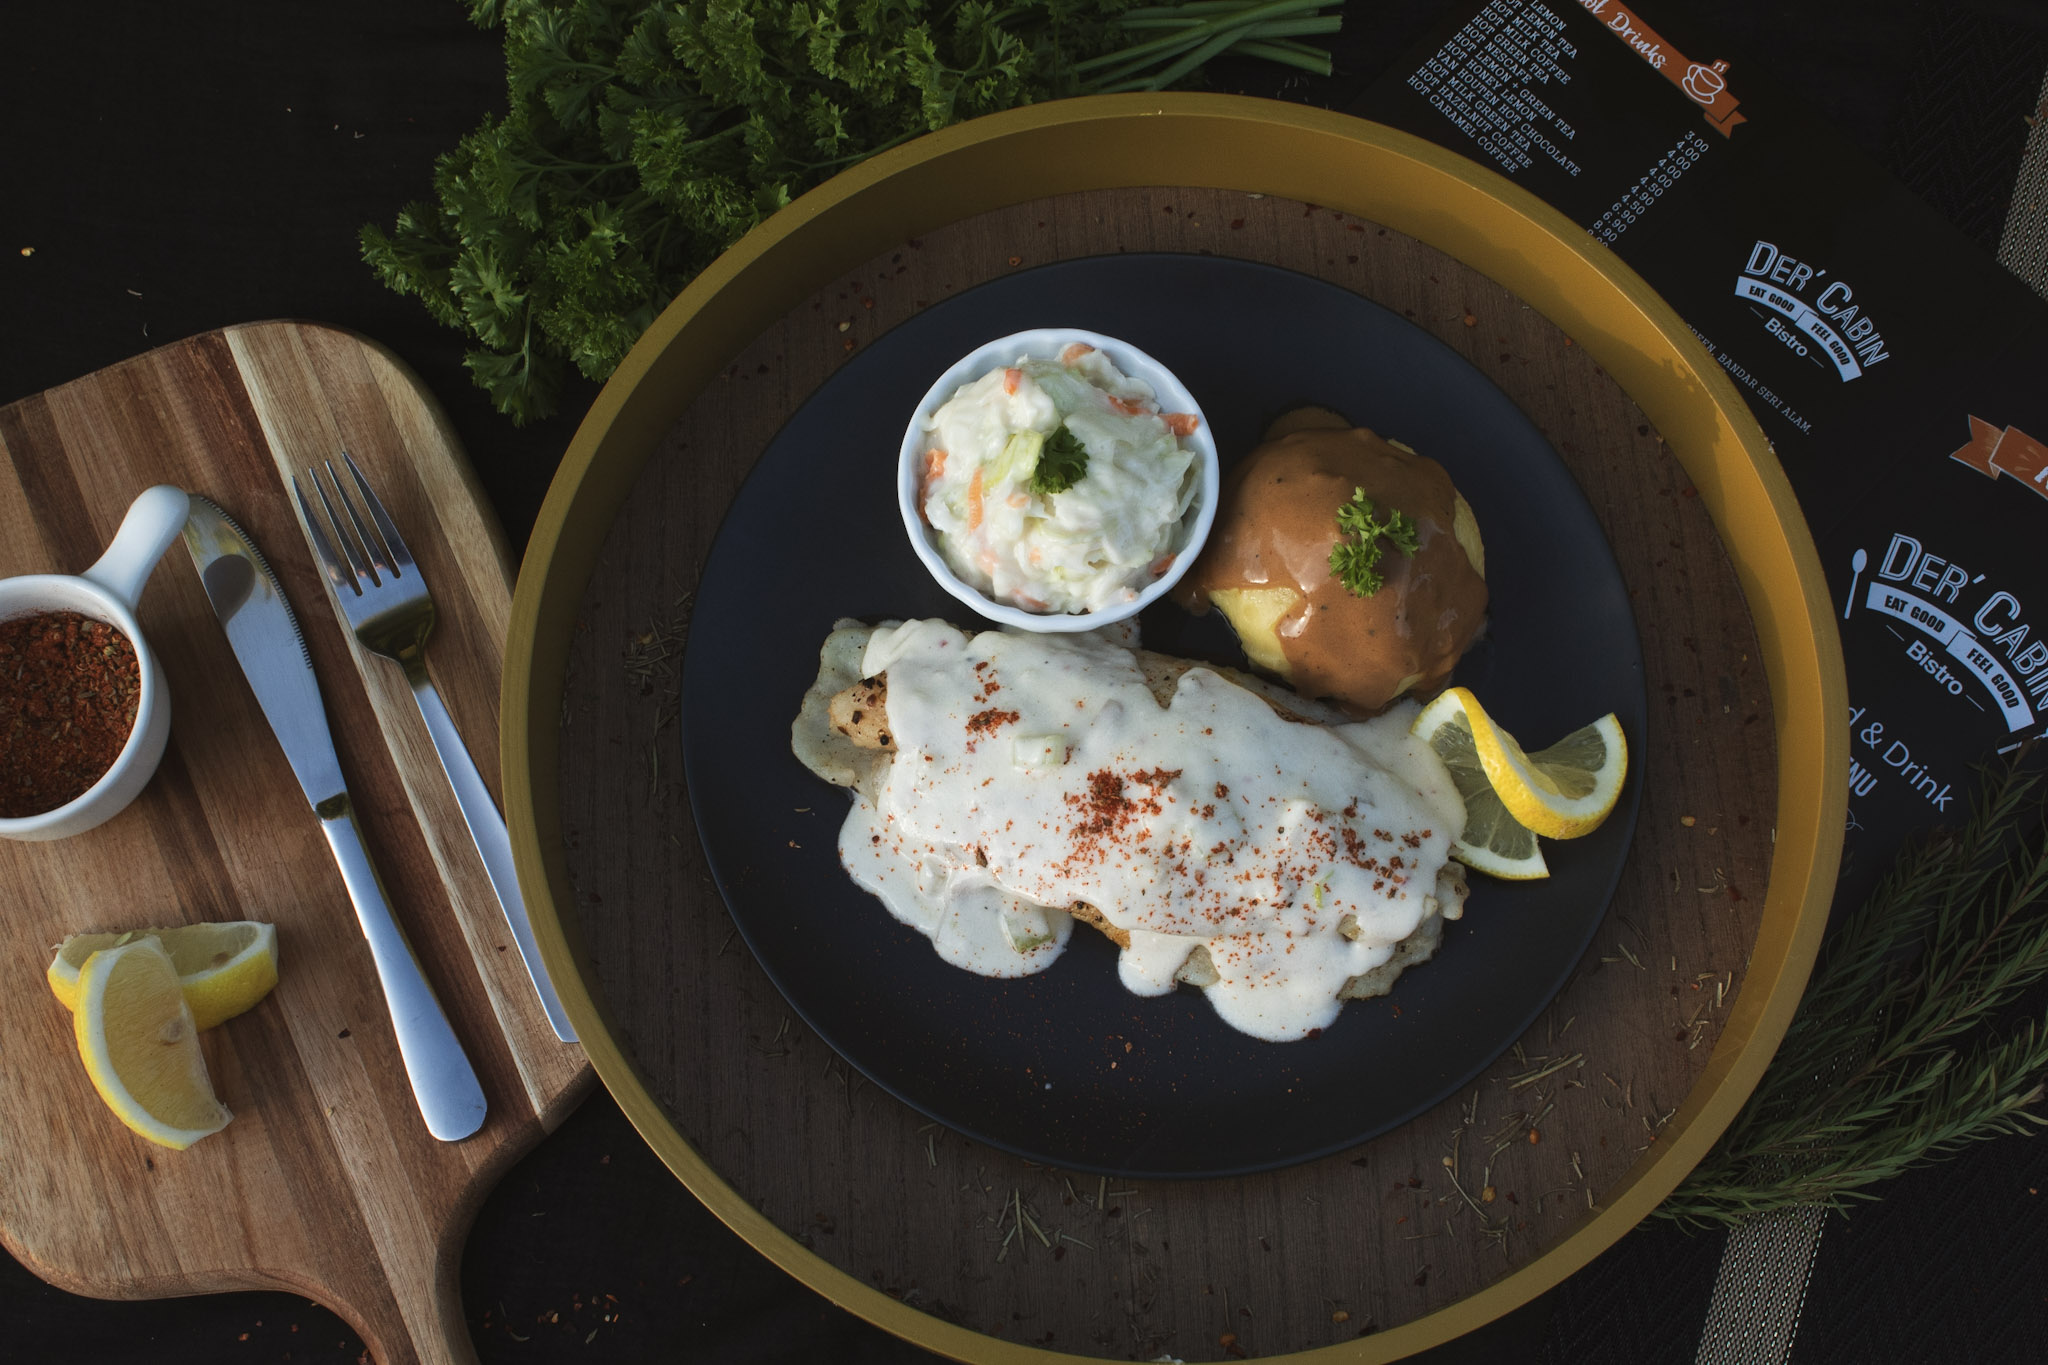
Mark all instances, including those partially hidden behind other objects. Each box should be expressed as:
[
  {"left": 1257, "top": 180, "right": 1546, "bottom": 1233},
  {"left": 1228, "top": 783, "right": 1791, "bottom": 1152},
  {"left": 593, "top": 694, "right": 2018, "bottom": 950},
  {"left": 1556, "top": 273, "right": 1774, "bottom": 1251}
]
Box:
[
  {"left": 1412, "top": 688, "right": 1628, "bottom": 877},
  {"left": 72, "top": 939, "right": 232, "bottom": 1150},
  {"left": 49, "top": 922, "right": 278, "bottom": 1031},
  {"left": 1415, "top": 688, "right": 1627, "bottom": 841},
  {"left": 1412, "top": 694, "right": 1549, "bottom": 880}
]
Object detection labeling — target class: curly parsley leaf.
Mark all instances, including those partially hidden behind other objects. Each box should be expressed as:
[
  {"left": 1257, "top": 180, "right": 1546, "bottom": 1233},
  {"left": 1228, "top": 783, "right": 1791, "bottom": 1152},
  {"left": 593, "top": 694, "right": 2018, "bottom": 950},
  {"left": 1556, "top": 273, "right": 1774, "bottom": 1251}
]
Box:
[
  {"left": 366, "top": 0, "right": 1341, "bottom": 424},
  {"left": 1029, "top": 424, "right": 1090, "bottom": 496},
  {"left": 1328, "top": 487, "right": 1420, "bottom": 597}
]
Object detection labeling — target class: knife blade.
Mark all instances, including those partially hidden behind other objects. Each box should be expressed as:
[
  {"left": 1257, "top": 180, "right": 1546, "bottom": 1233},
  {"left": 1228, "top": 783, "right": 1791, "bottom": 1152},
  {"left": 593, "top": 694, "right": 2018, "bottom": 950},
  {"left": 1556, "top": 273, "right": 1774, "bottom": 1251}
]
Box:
[{"left": 182, "top": 495, "right": 487, "bottom": 1142}]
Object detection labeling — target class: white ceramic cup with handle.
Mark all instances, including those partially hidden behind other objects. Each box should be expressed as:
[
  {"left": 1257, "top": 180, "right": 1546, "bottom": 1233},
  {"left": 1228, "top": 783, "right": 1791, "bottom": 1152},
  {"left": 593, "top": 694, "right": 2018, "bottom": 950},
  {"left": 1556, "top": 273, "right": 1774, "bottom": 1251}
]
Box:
[{"left": 0, "top": 485, "right": 191, "bottom": 841}]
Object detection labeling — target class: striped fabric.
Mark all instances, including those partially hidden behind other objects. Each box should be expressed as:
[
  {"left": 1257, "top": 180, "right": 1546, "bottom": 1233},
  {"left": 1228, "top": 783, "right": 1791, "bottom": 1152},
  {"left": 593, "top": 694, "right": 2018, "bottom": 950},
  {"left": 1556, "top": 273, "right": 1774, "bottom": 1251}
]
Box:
[{"left": 1997, "top": 69, "right": 2048, "bottom": 300}]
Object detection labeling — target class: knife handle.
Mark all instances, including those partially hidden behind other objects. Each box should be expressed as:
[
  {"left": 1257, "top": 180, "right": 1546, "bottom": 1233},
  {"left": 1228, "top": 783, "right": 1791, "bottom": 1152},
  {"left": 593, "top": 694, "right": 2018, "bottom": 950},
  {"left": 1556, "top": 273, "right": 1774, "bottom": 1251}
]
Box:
[
  {"left": 409, "top": 674, "right": 578, "bottom": 1043},
  {"left": 319, "top": 800, "right": 488, "bottom": 1141}
]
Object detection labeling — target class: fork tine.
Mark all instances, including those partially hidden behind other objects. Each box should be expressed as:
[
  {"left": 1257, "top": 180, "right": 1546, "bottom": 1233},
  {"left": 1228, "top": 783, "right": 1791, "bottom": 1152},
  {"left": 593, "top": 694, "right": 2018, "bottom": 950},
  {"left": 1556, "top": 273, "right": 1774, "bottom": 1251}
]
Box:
[
  {"left": 341, "top": 450, "right": 415, "bottom": 574},
  {"left": 325, "top": 458, "right": 394, "bottom": 582},
  {"left": 294, "top": 473, "right": 359, "bottom": 596},
  {"left": 309, "top": 464, "right": 378, "bottom": 588}
]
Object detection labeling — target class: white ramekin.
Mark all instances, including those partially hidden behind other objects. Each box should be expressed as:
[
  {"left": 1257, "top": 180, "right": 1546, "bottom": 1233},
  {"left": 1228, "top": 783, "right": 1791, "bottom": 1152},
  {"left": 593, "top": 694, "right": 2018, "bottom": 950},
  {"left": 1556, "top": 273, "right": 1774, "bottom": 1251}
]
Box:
[{"left": 897, "top": 328, "right": 1219, "bottom": 633}]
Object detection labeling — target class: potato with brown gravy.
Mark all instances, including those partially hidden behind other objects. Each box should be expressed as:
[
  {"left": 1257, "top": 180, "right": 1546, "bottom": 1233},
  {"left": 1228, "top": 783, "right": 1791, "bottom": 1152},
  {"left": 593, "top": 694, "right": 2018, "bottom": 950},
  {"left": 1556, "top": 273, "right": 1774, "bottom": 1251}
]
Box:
[{"left": 1175, "top": 408, "right": 1487, "bottom": 715}]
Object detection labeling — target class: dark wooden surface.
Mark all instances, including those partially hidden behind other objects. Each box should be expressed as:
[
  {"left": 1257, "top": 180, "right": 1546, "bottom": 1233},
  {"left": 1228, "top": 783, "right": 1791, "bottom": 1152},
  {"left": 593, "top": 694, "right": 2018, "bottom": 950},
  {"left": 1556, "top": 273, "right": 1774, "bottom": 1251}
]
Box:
[
  {"left": 555, "top": 187, "right": 1776, "bottom": 1360},
  {"left": 0, "top": 325, "right": 589, "bottom": 1365}
]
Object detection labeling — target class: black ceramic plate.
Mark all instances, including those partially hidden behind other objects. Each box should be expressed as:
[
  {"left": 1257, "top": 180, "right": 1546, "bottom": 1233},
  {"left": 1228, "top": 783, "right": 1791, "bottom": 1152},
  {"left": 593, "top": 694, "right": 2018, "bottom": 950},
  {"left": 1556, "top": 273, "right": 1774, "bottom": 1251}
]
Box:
[{"left": 680, "top": 254, "right": 1644, "bottom": 1178}]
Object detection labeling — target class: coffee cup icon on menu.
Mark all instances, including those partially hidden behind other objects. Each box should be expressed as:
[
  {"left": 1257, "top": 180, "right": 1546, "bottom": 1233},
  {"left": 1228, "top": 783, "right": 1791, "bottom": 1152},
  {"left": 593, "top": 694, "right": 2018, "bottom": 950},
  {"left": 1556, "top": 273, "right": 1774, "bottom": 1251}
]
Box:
[{"left": 1684, "top": 61, "right": 1728, "bottom": 105}]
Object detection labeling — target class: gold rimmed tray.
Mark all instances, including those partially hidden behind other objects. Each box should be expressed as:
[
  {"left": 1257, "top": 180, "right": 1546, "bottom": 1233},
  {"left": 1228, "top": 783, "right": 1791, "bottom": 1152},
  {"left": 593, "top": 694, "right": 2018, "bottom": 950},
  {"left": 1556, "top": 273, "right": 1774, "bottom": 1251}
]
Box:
[{"left": 504, "top": 97, "right": 1846, "bottom": 1362}]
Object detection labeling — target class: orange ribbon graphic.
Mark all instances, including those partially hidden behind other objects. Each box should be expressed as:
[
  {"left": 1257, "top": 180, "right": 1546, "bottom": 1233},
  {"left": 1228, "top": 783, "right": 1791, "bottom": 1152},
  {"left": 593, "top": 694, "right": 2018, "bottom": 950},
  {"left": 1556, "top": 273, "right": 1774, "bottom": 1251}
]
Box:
[
  {"left": 1952, "top": 416, "right": 2048, "bottom": 503},
  {"left": 1582, "top": 0, "right": 1747, "bottom": 136}
]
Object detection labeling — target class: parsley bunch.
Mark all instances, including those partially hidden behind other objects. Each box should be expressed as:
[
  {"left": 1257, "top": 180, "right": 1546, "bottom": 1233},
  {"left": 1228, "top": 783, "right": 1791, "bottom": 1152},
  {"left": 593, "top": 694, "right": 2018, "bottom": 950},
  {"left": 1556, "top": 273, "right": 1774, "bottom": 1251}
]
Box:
[
  {"left": 363, "top": 0, "right": 1342, "bottom": 423},
  {"left": 1328, "top": 486, "right": 1419, "bottom": 597}
]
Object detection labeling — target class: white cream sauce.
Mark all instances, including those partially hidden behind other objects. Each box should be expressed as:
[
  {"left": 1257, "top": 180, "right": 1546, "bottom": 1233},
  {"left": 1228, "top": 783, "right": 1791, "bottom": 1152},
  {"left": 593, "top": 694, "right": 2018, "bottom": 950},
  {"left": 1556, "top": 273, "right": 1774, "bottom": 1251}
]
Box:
[
  {"left": 840, "top": 804, "right": 1074, "bottom": 977},
  {"left": 835, "top": 621, "right": 1467, "bottom": 1041}
]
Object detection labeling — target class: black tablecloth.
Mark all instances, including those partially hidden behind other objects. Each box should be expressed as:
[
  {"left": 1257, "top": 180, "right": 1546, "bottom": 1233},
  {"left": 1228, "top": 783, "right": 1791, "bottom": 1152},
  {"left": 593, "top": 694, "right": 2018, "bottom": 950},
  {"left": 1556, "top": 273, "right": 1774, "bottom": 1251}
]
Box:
[{"left": 4, "top": 3, "right": 2045, "bottom": 1361}]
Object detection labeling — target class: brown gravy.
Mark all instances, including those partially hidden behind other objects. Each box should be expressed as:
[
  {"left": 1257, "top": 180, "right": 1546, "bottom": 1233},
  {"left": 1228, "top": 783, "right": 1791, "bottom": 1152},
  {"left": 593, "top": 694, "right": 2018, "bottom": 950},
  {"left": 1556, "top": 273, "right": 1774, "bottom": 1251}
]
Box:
[{"left": 1175, "top": 416, "right": 1487, "bottom": 714}]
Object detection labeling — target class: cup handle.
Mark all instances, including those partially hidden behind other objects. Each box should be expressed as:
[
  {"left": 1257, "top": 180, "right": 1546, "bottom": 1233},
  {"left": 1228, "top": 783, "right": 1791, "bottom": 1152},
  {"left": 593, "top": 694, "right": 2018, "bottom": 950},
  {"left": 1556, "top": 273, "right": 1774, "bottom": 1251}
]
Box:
[{"left": 82, "top": 485, "right": 192, "bottom": 611}]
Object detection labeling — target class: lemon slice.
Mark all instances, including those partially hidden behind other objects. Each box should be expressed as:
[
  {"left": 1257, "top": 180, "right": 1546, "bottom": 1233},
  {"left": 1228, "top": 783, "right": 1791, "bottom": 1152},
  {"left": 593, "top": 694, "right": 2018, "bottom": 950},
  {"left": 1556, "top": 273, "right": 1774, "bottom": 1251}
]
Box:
[
  {"left": 49, "top": 922, "right": 279, "bottom": 1031},
  {"left": 73, "top": 939, "right": 232, "bottom": 1149},
  {"left": 1415, "top": 688, "right": 1627, "bottom": 841},
  {"left": 1412, "top": 694, "right": 1549, "bottom": 879}
]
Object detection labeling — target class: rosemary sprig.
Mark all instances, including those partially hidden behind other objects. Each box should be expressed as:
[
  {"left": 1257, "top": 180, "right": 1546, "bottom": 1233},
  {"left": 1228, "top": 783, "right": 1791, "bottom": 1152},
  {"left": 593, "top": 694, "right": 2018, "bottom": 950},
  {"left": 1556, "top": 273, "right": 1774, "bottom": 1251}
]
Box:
[{"left": 1659, "top": 757, "right": 2048, "bottom": 1229}]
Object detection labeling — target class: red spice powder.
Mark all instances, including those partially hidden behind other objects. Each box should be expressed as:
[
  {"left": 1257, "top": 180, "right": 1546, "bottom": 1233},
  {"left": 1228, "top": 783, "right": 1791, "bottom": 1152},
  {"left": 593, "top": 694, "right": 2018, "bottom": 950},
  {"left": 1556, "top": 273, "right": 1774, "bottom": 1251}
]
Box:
[
  {"left": 0, "top": 611, "right": 141, "bottom": 818},
  {"left": 1066, "top": 767, "right": 1182, "bottom": 851},
  {"left": 1069, "top": 768, "right": 1135, "bottom": 841},
  {"left": 964, "top": 707, "right": 1020, "bottom": 737}
]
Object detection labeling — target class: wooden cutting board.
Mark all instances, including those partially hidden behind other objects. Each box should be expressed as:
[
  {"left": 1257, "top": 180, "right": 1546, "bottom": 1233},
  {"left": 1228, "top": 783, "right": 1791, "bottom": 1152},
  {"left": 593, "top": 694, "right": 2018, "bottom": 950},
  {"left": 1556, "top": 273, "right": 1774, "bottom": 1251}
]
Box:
[{"left": 0, "top": 323, "right": 591, "bottom": 1365}]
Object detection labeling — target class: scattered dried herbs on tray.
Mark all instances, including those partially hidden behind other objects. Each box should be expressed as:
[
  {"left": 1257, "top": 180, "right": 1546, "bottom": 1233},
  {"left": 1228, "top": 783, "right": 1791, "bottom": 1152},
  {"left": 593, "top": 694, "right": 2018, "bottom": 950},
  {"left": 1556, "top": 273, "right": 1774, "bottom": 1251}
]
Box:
[{"left": 362, "top": 0, "right": 1343, "bottom": 423}]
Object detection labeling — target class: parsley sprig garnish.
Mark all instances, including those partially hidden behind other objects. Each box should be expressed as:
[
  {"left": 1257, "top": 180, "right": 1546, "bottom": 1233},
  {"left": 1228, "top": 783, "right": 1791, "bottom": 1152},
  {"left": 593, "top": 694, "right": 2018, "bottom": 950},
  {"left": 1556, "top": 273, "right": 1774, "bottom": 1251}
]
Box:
[
  {"left": 1029, "top": 425, "right": 1089, "bottom": 496},
  {"left": 361, "top": 0, "right": 1342, "bottom": 424},
  {"left": 1328, "top": 487, "right": 1420, "bottom": 597}
]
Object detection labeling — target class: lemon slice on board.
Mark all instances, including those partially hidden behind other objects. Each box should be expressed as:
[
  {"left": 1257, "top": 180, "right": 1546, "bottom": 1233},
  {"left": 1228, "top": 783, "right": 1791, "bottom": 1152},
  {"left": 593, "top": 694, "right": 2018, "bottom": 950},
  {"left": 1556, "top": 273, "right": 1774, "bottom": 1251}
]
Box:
[
  {"left": 72, "top": 939, "right": 233, "bottom": 1150},
  {"left": 1414, "top": 687, "right": 1628, "bottom": 842},
  {"left": 1412, "top": 695, "right": 1549, "bottom": 880},
  {"left": 49, "top": 921, "right": 278, "bottom": 1031}
]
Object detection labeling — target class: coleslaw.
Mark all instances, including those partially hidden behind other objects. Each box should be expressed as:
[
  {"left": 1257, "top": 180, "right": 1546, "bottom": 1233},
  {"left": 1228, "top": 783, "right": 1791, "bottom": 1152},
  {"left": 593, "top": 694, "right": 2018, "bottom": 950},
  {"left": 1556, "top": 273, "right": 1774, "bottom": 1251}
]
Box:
[{"left": 916, "top": 343, "right": 1201, "bottom": 615}]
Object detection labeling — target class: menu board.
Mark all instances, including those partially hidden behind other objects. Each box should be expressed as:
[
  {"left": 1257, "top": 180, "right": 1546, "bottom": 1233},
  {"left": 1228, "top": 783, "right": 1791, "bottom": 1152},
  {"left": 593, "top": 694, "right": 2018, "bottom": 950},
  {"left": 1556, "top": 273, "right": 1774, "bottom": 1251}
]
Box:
[{"left": 1360, "top": 0, "right": 2048, "bottom": 909}]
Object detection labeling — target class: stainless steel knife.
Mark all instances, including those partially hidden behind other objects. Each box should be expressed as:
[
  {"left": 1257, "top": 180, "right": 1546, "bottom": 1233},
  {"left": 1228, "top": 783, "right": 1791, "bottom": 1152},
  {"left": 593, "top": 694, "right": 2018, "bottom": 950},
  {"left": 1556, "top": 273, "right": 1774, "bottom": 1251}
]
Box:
[{"left": 182, "top": 495, "right": 487, "bottom": 1142}]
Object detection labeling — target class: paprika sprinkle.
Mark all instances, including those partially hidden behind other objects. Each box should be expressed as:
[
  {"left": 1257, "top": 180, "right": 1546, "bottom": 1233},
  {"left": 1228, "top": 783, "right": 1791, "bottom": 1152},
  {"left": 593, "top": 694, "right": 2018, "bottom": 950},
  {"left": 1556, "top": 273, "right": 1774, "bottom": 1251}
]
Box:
[{"left": 0, "top": 611, "right": 142, "bottom": 818}]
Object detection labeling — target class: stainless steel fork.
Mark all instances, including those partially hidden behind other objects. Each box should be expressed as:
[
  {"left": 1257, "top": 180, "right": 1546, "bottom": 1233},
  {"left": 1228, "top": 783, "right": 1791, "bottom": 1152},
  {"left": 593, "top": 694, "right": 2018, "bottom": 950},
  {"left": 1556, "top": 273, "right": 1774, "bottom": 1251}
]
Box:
[{"left": 296, "top": 452, "right": 577, "bottom": 1043}]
